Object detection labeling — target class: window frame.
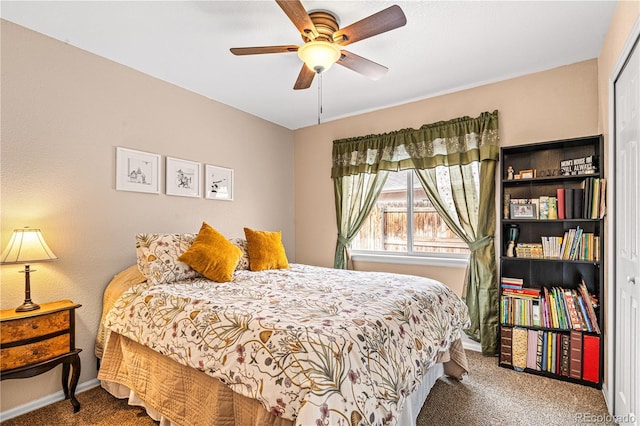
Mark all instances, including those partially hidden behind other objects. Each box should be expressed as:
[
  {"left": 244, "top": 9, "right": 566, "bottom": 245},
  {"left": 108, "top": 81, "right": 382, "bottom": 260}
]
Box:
[{"left": 350, "top": 170, "right": 469, "bottom": 268}]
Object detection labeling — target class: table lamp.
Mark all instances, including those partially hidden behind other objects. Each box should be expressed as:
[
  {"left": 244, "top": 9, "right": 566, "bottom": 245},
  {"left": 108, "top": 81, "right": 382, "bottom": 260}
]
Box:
[{"left": 1, "top": 227, "right": 58, "bottom": 312}]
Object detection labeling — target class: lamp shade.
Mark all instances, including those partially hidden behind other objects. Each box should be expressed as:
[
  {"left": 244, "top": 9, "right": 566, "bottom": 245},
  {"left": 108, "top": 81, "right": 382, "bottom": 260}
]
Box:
[
  {"left": 1, "top": 227, "right": 58, "bottom": 264},
  {"left": 297, "top": 41, "right": 341, "bottom": 73}
]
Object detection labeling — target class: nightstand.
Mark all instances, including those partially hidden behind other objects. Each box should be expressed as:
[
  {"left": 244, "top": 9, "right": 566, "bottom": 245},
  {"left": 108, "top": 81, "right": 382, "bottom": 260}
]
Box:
[{"left": 0, "top": 300, "right": 82, "bottom": 412}]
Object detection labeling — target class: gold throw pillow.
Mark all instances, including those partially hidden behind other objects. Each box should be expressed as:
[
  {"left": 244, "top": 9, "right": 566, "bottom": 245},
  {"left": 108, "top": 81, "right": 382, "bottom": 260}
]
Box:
[
  {"left": 243, "top": 227, "right": 289, "bottom": 271},
  {"left": 178, "top": 222, "right": 242, "bottom": 282}
]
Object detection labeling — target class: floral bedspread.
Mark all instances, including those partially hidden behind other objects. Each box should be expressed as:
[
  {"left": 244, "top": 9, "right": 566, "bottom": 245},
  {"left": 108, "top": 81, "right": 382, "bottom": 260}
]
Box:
[{"left": 104, "top": 264, "right": 469, "bottom": 426}]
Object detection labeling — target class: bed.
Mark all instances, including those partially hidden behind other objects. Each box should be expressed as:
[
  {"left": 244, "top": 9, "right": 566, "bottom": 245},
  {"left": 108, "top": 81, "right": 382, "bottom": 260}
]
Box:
[{"left": 96, "top": 229, "right": 470, "bottom": 426}]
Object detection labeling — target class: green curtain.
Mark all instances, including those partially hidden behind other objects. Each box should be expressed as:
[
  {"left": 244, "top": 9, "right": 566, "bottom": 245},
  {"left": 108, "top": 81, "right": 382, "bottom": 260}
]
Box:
[
  {"left": 333, "top": 171, "right": 389, "bottom": 270},
  {"left": 331, "top": 111, "right": 500, "bottom": 355},
  {"left": 414, "top": 161, "right": 498, "bottom": 356}
]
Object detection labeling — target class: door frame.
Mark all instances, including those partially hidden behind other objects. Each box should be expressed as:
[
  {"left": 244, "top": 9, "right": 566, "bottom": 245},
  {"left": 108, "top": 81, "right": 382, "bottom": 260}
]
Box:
[{"left": 607, "top": 15, "right": 640, "bottom": 413}]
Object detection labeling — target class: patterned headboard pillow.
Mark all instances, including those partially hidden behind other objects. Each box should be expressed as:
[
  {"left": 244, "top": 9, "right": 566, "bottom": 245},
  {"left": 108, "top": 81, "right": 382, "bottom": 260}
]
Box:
[
  {"left": 229, "top": 237, "right": 250, "bottom": 271},
  {"left": 135, "top": 233, "right": 201, "bottom": 285}
]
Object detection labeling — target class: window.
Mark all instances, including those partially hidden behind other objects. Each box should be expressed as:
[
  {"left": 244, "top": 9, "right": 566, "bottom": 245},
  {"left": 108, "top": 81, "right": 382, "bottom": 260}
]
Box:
[{"left": 351, "top": 170, "right": 469, "bottom": 257}]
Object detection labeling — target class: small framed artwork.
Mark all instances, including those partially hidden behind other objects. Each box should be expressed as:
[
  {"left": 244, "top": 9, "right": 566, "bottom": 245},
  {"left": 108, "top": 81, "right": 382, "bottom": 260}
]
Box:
[
  {"left": 115, "top": 147, "right": 161, "bottom": 194},
  {"left": 519, "top": 169, "right": 534, "bottom": 179},
  {"left": 166, "top": 157, "right": 201, "bottom": 197},
  {"left": 205, "top": 164, "right": 233, "bottom": 201},
  {"left": 510, "top": 203, "right": 537, "bottom": 219}
]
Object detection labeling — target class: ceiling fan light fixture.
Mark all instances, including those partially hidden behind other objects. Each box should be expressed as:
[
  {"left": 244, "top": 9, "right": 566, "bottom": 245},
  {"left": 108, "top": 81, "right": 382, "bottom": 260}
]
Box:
[{"left": 298, "top": 41, "right": 341, "bottom": 74}]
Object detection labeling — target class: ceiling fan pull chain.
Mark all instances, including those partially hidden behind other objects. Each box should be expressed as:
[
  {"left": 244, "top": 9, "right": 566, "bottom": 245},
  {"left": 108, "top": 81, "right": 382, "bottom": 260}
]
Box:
[{"left": 317, "top": 72, "right": 323, "bottom": 124}]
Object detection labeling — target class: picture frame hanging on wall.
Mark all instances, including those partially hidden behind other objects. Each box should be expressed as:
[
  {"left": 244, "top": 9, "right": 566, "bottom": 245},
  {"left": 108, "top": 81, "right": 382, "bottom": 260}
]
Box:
[
  {"left": 205, "top": 164, "right": 234, "bottom": 201},
  {"left": 115, "top": 147, "right": 161, "bottom": 194},
  {"left": 166, "top": 157, "right": 201, "bottom": 197}
]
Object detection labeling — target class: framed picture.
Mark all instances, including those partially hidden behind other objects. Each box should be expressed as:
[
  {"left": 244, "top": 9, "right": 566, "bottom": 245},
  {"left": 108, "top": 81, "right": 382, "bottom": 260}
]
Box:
[
  {"left": 205, "top": 164, "right": 233, "bottom": 201},
  {"left": 510, "top": 203, "right": 537, "bottom": 219},
  {"left": 166, "top": 157, "right": 201, "bottom": 197},
  {"left": 519, "top": 169, "right": 534, "bottom": 179},
  {"left": 115, "top": 147, "right": 161, "bottom": 194}
]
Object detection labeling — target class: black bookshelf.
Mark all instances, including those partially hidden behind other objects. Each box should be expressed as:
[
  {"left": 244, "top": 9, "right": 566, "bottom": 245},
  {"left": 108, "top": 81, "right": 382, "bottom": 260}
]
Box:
[{"left": 498, "top": 135, "right": 604, "bottom": 389}]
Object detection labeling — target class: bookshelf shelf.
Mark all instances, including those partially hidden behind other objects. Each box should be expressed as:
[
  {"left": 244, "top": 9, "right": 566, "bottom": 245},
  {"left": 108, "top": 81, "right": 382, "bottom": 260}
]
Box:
[
  {"left": 500, "top": 257, "right": 600, "bottom": 265},
  {"left": 503, "top": 218, "right": 601, "bottom": 223},
  {"left": 502, "top": 174, "right": 599, "bottom": 186},
  {"left": 499, "top": 135, "right": 604, "bottom": 389}
]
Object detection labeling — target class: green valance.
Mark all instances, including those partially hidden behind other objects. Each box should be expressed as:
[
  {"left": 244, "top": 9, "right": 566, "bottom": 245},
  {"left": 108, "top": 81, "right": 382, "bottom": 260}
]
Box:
[{"left": 331, "top": 110, "right": 500, "bottom": 178}]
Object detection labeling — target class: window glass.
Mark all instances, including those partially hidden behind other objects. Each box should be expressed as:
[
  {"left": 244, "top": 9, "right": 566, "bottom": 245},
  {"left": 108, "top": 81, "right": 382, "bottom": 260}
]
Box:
[{"left": 352, "top": 170, "right": 469, "bottom": 255}]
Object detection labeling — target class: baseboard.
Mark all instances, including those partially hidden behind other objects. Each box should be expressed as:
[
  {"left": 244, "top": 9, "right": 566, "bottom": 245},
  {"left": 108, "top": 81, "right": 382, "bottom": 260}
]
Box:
[
  {"left": 0, "top": 378, "right": 100, "bottom": 421},
  {"left": 601, "top": 383, "right": 614, "bottom": 417}
]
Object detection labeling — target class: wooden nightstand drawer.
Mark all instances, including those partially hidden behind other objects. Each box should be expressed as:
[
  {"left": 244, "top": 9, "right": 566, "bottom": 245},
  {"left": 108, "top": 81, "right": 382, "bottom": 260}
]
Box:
[
  {"left": 1, "top": 334, "right": 70, "bottom": 370},
  {"left": 0, "top": 310, "right": 70, "bottom": 345},
  {"left": 1, "top": 300, "right": 82, "bottom": 412}
]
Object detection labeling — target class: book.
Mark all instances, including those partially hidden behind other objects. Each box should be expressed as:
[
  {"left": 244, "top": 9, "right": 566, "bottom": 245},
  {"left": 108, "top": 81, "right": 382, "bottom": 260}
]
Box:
[
  {"left": 576, "top": 292, "right": 593, "bottom": 332},
  {"left": 535, "top": 330, "right": 544, "bottom": 370},
  {"left": 599, "top": 178, "right": 607, "bottom": 218},
  {"left": 500, "top": 327, "right": 513, "bottom": 366},
  {"left": 569, "top": 227, "right": 583, "bottom": 260},
  {"left": 502, "top": 287, "right": 540, "bottom": 297},
  {"left": 578, "top": 279, "right": 601, "bottom": 334},
  {"left": 527, "top": 329, "right": 538, "bottom": 370},
  {"left": 572, "top": 289, "right": 589, "bottom": 330},
  {"left": 539, "top": 196, "right": 549, "bottom": 220},
  {"left": 547, "top": 331, "right": 556, "bottom": 373},
  {"left": 574, "top": 188, "right": 584, "bottom": 219},
  {"left": 532, "top": 299, "right": 541, "bottom": 327},
  {"left": 591, "top": 178, "right": 600, "bottom": 219},
  {"left": 569, "top": 330, "right": 582, "bottom": 379},
  {"left": 556, "top": 332, "right": 562, "bottom": 374},
  {"left": 535, "top": 330, "right": 544, "bottom": 371},
  {"left": 565, "top": 188, "right": 574, "bottom": 219},
  {"left": 563, "top": 289, "right": 582, "bottom": 330},
  {"left": 501, "top": 277, "right": 524, "bottom": 288},
  {"left": 548, "top": 196, "right": 558, "bottom": 219},
  {"left": 583, "top": 178, "right": 593, "bottom": 219},
  {"left": 556, "top": 188, "right": 566, "bottom": 219},
  {"left": 560, "top": 333, "right": 570, "bottom": 376},
  {"left": 582, "top": 334, "right": 601, "bottom": 383},
  {"left": 512, "top": 327, "right": 528, "bottom": 371}
]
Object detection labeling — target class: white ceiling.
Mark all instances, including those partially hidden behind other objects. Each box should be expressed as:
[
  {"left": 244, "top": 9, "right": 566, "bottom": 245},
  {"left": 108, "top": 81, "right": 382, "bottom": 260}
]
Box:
[{"left": 1, "top": 1, "right": 617, "bottom": 130}]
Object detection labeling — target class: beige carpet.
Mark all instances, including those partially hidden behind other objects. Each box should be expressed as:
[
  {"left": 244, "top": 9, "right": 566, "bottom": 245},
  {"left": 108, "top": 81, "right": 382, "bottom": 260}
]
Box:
[{"left": 2, "top": 350, "right": 614, "bottom": 426}]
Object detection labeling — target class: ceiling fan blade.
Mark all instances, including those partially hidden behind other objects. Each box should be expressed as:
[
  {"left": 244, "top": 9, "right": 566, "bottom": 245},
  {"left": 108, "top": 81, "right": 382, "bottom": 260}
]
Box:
[
  {"left": 230, "top": 45, "right": 299, "bottom": 55},
  {"left": 275, "top": 0, "right": 319, "bottom": 40},
  {"left": 293, "top": 64, "right": 315, "bottom": 90},
  {"left": 337, "top": 50, "right": 388, "bottom": 80},
  {"left": 333, "top": 5, "right": 407, "bottom": 46}
]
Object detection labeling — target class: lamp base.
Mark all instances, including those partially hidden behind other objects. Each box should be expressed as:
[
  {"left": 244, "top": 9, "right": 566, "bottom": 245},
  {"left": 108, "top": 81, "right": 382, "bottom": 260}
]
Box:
[{"left": 16, "top": 301, "right": 40, "bottom": 312}]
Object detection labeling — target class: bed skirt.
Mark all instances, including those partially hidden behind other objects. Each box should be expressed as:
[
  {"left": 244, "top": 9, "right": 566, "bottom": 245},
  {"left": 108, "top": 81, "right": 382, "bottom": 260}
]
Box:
[{"left": 98, "top": 333, "right": 467, "bottom": 426}]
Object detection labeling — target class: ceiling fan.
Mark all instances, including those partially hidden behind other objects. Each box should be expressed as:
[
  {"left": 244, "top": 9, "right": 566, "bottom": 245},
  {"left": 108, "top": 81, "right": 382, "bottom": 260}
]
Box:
[{"left": 230, "top": 1, "right": 407, "bottom": 90}]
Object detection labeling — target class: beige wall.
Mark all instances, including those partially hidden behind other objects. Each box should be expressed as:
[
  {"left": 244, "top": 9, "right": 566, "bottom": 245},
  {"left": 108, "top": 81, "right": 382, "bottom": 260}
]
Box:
[
  {"left": 294, "top": 59, "right": 599, "bottom": 296},
  {"left": 0, "top": 20, "right": 295, "bottom": 412}
]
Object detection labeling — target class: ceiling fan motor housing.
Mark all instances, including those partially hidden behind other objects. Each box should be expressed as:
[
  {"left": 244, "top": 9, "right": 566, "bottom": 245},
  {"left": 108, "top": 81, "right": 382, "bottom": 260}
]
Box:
[{"left": 303, "top": 11, "right": 340, "bottom": 43}]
